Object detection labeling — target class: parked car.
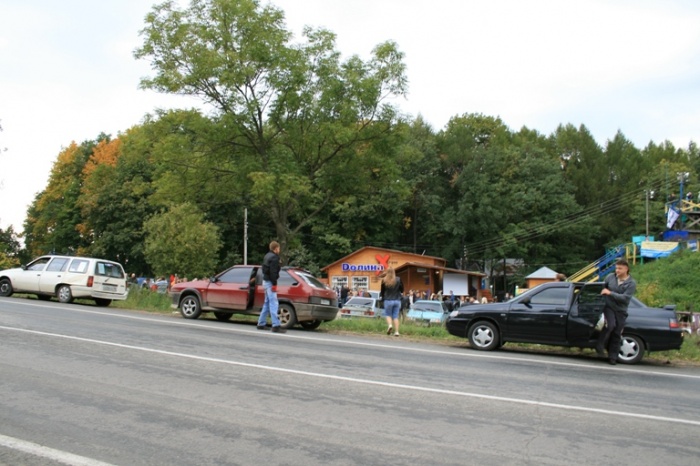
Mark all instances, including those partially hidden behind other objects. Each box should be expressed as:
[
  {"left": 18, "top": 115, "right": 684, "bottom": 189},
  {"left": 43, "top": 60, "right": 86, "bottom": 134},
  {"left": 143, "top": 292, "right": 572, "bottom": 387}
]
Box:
[
  {"left": 339, "top": 296, "right": 383, "bottom": 318},
  {"left": 0, "top": 255, "right": 128, "bottom": 306},
  {"left": 445, "top": 281, "right": 684, "bottom": 364},
  {"left": 406, "top": 300, "right": 449, "bottom": 325},
  {"left": 170, "top": 265, "right": 338, "bottom": 330},
  {"left": 676, "top": 311, "right": 700, "bottom": 336}
]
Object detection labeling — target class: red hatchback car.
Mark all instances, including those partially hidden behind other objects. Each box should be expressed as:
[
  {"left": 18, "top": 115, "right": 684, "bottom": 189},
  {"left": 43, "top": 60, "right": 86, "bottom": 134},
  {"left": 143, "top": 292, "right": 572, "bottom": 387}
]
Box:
[{"left": 170, "top": 265, "right": 338, "bottom": 329}]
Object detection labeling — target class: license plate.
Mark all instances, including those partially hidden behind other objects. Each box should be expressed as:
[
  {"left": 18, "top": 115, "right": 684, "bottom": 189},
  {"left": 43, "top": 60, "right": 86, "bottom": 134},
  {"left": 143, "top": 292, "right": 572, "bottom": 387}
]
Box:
[
  {"left": 321, "top": 299, "right": 330, "bottom": 305},
  {"left": 102, "top": 284, "right": 117, "bottom": 292}
]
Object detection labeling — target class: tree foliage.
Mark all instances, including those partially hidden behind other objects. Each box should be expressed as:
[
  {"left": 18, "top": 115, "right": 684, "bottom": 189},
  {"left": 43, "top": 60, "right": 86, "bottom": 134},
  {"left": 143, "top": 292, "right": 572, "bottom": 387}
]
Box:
[
  {"left": 16, "top": 2, "right": 700, "bottom": 297},
  {"left": 143, "top": 203, "right": 221, "bottom": 278},
  {"left": 134, "top": 0, "right": 408, "bottom": 260},
  {"left": 0, "top": 225, "right": 21, "bottom": 269}
]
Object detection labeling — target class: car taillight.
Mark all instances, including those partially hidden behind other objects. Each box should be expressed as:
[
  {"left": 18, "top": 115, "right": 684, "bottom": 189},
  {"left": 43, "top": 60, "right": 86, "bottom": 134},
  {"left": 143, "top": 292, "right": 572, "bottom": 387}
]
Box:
[
  {"left": 87, "top": 276, "right": 94, "bottom": 287},
  {"left": 669, "top": 318, "right": 680, "bottom": 329}
]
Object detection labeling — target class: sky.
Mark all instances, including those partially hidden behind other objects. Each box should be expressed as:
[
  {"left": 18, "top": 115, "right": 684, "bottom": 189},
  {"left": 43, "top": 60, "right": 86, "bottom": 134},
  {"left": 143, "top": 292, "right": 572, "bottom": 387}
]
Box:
[{"left": 2, "top": 0, "right": 700, "bottom": 235}]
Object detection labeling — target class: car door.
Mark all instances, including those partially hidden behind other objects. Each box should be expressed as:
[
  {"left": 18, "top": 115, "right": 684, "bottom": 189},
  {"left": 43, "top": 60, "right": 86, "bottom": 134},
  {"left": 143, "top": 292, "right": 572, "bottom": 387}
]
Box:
[
  {"left": 567, "top": 283, "right": 605, "bottom": 344},
  {"left": 507, "top": 285, "right": 571, "bottom": 343},
  {"left": 206, "top": 266, "right": 257, "bottom": 310},
  {"left": 38, "top": 257, "right": 71, "bottom": 294},
  {"left": 12, "top": 257, "right": 51, "bottom": 292}
]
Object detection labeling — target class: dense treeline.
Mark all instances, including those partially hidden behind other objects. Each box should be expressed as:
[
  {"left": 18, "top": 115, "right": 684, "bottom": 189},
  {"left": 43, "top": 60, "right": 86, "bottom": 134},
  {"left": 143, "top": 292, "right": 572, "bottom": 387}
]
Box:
[{"left": 7, "top": 0, "right": 700, "bottom": 293}]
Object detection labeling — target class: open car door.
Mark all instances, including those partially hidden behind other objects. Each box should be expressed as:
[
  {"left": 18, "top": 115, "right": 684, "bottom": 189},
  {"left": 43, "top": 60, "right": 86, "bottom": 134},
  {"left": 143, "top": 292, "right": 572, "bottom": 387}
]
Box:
[{"left": 567, "top": 283, "right": 606, "bottom": 345}]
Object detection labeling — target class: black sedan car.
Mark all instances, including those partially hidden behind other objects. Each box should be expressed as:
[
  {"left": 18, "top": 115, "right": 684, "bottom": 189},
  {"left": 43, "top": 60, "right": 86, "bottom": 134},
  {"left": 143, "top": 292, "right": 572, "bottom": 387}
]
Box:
[{"left": 445, "top": 281, "right": 684, "bottom": 364}]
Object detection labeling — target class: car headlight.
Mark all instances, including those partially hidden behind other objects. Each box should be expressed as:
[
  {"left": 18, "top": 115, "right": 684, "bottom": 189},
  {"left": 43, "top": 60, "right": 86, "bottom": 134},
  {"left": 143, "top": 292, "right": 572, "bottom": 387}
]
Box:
[{"left": 449, "top": 310, "right": 459, "bottom": 318}]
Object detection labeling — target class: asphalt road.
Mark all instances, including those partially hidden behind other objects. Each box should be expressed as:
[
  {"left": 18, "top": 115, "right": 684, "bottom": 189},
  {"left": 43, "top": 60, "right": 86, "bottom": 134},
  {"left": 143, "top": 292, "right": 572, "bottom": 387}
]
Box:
[{"left": 1, "top": 297, "right": 699, "bottom": 466}]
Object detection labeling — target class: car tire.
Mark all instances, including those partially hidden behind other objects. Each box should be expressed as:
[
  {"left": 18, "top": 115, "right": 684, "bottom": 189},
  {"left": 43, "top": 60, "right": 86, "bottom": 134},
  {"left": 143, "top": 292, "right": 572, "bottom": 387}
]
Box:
[
  {"left": 277, "top": 303, "right": 297, "bottom": 329},
  {"left": 94, "top": 298, "right": 112, "bottom": 307},
  {"left": 214, "top": 312, "right": 232, "bottom": 322},
  {"left": 617, "top": 334, "right": 645, "bottom": 364},
  {"left": 57, "top": 285, "right": 73, "bottom": 303},
  {"left": 0, "top": 278, "right": 13, "bottom": 297},
  {"left": 467, "top": 321, "right": 500, "bottom": 351},
  {"left": 180, "top": 295, "right": 202, "bottom": 319},
  {"left": 299, "top": 320, "right": 322, "bottom": 330}
]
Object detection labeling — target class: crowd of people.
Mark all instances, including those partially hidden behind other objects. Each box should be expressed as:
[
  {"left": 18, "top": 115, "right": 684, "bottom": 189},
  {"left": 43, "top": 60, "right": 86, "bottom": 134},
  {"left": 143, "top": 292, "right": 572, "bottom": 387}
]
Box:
[
  {"left": 127, "top": 273, "right": 190, "bottom": 293},
  {"left": 334, "top": 284, "right": 507, "bottom": 313}
]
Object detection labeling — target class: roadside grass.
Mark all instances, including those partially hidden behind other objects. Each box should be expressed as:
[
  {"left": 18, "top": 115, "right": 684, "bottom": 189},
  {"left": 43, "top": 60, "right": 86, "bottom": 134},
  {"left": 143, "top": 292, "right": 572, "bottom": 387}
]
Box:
[
  {"left": 321, "top": 316, "right": 463, "bottom": 340},
  {"left": 111, "top": 289, "right": 172, "bottom": 314}
]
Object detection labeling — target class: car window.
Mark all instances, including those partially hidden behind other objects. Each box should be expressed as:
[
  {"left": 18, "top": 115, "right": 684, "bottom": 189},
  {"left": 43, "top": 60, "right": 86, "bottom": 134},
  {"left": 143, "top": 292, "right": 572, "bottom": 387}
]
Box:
[
  {"left": 27, "top": 257, "right": 51, "bottom": 271},
  {"left": 68, "top": 259, "right": 90, "bottom": 273},
  {"left": 217, "top": 267, "right": 254, "bottom": 283},
  {"left": 293, "top": 270, "right": 327, "bottom": 289},
  {"left": 529, "top": 287, "right": 569, "bottom": 306},
  {"left": 96, "top": 262, "right": 124, "bottom": 278},
  {"left": 278, "top": 270, "right": 296, "bottom": 286},
  {"left": 412, "top": 301, "right": 441, "bottom": 312},
  {"left": 577, "top": 284, "right": 604, "bottom": 305},
  {"left": 46, "top": 257, "right": 70, "bottom": 272},
  {"left": 346, "top": 298, "right": 374, "bottom": 307}
]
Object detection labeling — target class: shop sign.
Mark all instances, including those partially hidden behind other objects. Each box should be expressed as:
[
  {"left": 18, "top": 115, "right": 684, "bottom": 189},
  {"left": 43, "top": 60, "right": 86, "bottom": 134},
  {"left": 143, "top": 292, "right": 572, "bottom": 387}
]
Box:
[{"left": 341, "top": 254, "right": 390, "bottom": 275}]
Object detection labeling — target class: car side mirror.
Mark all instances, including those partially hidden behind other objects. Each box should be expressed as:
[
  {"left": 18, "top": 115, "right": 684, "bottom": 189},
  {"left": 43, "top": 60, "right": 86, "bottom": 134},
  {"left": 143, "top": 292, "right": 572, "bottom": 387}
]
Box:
[
  {"left": 21, "top": 264, "right": 27, "bottom": 270},
  {"left": 664, "top": 304, "right": 677, "bottom": 311},
  {"left": 209, "top": 276, "right": 217, "bottom": 283},
  {"left": 520, "top": 297, "right": 531, "bottom": 305}
]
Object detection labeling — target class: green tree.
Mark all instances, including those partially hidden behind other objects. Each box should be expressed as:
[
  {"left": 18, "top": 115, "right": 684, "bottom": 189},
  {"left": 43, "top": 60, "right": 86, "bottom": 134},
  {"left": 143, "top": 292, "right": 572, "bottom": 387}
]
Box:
[
  {"left": 76, "top": 125, "right": 164, "bottom": 274},
  {"left": 23, "top": 140, "right": 98, "bottom": 256},
  {"left": 143, "top": 203, "right": 222, "bottom": 278},
  {"left": 0, "top": 225, "right": 21, "bottom": 269},
  {"left": 134, "top": 0, "right": 408, "bottom": 260},
  {"left": 437, "top": 115, "right": 594, "bottom": 278}
]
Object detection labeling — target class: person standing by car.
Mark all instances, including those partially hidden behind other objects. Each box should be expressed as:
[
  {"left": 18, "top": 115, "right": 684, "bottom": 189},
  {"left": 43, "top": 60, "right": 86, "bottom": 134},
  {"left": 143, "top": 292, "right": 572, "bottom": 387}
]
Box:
[
  {"left": 257, "top": 241, "right": 286, "bottom": 333},
  {"left": 597, "top": 258, "right": 636, "bottom": 364},
  {"left": 339, "top": 284, "right": 349, "bottom": 308},
  {"left": 380, "top": 267, "right": 404, "bottom": 336}
]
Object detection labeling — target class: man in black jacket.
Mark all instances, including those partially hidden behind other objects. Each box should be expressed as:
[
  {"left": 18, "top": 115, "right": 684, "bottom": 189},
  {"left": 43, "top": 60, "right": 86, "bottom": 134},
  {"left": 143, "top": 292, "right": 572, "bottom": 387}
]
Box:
[{"left": 257, "top": 241, "right": 286, "bottom": 333}]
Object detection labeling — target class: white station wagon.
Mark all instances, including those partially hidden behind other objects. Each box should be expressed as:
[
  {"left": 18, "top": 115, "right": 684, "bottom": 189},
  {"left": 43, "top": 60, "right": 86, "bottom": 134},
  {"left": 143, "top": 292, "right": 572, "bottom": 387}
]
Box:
[{"left": 0, "top": 255, "right": 128, "bottom": 306}]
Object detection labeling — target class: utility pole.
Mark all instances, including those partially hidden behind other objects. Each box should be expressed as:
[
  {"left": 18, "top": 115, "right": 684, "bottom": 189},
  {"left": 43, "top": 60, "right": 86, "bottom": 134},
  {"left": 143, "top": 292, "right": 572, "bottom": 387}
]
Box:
[
  {"left": 244, "top": 208, "right": 248, "bottom": 265},
  {"left": 645, "top": 189, "right": 649, "bottom": 240}
]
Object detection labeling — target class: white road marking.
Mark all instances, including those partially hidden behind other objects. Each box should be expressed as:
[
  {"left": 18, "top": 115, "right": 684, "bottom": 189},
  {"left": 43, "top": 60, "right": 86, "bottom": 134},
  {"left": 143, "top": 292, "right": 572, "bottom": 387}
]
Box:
[
  {"left": 4, "top": 298, "right": 700, "bottom": 380},
  {"left": 0, "top": 433, "right": 115, "bottom": 466},
  {"left": 2, "top": 324, "right": 700, "bottom": 428}
]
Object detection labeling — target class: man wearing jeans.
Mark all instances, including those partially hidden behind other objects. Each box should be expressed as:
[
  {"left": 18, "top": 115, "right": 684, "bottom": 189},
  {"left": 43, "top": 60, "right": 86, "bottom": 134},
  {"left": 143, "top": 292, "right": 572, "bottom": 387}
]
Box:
[{"left": 257, "top": 241, "right": 286, "bottom": 333}]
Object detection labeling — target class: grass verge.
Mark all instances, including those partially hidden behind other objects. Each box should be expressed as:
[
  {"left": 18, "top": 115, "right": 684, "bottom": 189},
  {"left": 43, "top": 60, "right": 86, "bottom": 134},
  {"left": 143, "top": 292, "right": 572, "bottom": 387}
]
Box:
[{"left": 111, "top": 289, "right": 173, "bottom": 314}]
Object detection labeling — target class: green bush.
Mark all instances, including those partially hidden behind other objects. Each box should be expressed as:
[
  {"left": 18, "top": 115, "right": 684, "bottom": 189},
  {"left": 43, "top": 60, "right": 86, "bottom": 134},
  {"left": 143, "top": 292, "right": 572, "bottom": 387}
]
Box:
[{"left": 631, "top": 249, "right": 700, "bottom": 310}]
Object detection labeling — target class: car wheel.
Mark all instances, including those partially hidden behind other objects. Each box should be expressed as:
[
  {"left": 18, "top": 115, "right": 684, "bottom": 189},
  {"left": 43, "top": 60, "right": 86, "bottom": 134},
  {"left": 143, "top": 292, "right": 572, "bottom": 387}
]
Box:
[
  {"left": 180, "top": 295, "right": 202, "bottom": 319},
  {"left": 467, "top": 321, "right": 500, "bottom": 351},
  {"left": 299, "top": 320, "right": 322, "bottom": 330},
  {"left": 0, "top": 278, "right": 13, "bottom": 297},
  {"left": 617, "top": 334, "right": 645, "bottom": 364},
  {"left": 57, "top": 285, "right": 73, "bottom": 303},
  {"left": 94, "top": 298, "right": 112, "bottom": 307},
  {"left": 277, "top": 304, "right": 297, "bottom": 329},
  {"left": 214, "top": 312, "right": 232, "bottom": 322}
]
